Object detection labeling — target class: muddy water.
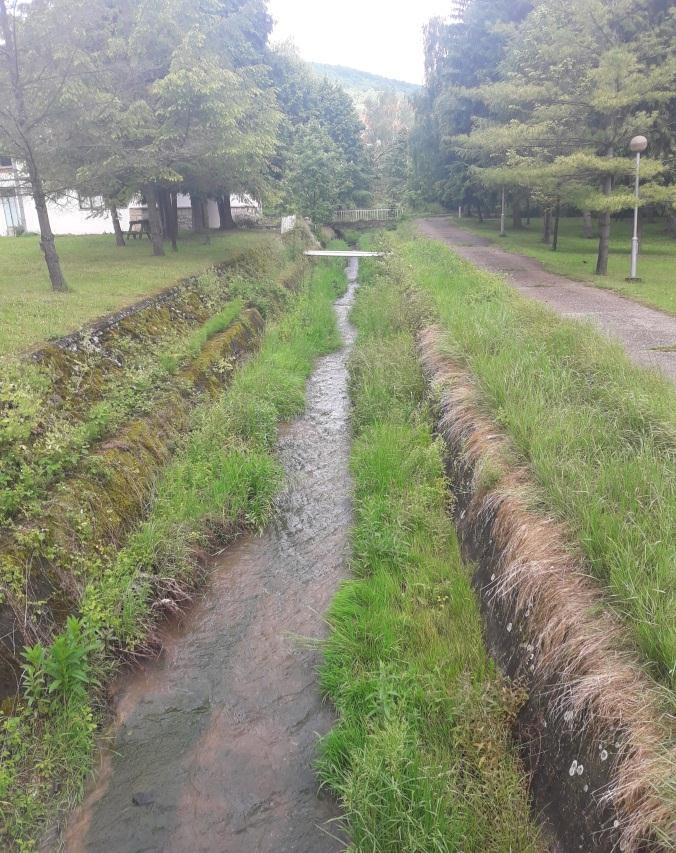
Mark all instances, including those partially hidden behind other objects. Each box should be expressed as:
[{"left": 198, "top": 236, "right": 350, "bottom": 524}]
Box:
[{"left": 63, "top": 261, "right": 359, "bottom": 853}]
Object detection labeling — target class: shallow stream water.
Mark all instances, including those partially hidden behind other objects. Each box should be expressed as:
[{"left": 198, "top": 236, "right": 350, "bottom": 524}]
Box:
[{"left": 63, "top": 259, "right": 359, "bottom": 853}]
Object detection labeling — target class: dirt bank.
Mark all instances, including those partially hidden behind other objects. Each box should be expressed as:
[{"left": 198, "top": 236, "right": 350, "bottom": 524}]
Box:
[{"left": 62, "top": 261, "right": 359, "bottom": 853}]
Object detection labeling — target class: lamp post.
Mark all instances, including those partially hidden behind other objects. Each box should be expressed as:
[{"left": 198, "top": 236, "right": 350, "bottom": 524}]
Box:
[
  {"left": 627, "top": 135, "right": 647, "bottom": 281},
  {"left": 500, "top": 186, "right": 506, "bottom": 236}
]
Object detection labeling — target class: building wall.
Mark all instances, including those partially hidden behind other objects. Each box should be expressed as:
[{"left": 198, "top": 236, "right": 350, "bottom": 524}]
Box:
[
  {"left": 1, "top": 178, "right": 258, "bottom": 237},
  {"left": 21, "top": 194, "right": 130, "bottom": 236}
]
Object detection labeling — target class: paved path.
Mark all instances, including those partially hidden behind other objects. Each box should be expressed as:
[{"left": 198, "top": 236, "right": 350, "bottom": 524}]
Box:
[{"left": 418, "top": 217, "right": 676, "bottom": 382}]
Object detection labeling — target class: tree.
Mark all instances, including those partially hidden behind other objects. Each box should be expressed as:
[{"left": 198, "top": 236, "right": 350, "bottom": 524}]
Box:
[
  {"left": 268, "top": 46, "right": 372, "bottom": 216},
  {"left": 411, "top": 0, "right": 532, "bottom": 210},
  {"left": 0, "top": 0, "right": 90, "bottom": 290},
  {"left": 494, "top": 0, "right": 674, "bottom": 273},
  {"left": 66, "top": 0, "right": 271, "bottom": 255},
  {"left": 282, "top": 120, "right": 344, "bottom": 222},
  {"left": 412, "top": 0, "right": 675, "bottom": 270},
  {"left": 363, "top": 92, "right": 414, "bottom": 206}
]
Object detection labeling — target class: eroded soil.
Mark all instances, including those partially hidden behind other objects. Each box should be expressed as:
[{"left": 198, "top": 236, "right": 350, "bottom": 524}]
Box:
[{"left": 62, "top": 261, "right": 359, "bottom": 853}]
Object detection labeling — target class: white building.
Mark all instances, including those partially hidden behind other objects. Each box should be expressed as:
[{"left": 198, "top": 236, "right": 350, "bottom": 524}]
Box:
[{"left": 0, "top": 159, "right": 260, "bottom": 236}]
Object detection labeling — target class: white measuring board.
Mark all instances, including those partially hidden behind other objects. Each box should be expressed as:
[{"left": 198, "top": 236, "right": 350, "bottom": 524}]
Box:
[{"left": 303, "top": 250, "right": 388, "bottom": 257}]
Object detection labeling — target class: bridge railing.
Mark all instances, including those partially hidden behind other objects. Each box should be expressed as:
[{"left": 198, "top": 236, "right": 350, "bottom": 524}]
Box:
[{"left": 334, "top": 208, "right": 402, "bottom": 223}]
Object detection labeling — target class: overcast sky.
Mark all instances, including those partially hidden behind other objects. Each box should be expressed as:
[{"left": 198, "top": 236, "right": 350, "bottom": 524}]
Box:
[{"left": 267, "top": 0, "right": 457, "bottom": 84}]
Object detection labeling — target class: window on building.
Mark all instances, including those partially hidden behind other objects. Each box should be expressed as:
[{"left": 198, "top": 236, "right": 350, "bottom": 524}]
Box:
[
  {"left": 78, "top": 193, "right": 105, "bottom": 211},
  {"left": 0, "top": 156, "right": 13, "bottom": 168},
  {"left": 0, "top": 189, "right": 23, "bottom": 230}
]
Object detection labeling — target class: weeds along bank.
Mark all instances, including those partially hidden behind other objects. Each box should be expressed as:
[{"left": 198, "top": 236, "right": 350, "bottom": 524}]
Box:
[
  {"left": 0, "top": 239, "right": 292, "bottom": 694},
  {"left": 319, "top": 256, "right": 543, "bottom": 851},
  {"left": 0, "top": 229, "right": 347, "bottom": 848},
  {"left": 344, "top": 230, "right": 674, "bottom": 851}
]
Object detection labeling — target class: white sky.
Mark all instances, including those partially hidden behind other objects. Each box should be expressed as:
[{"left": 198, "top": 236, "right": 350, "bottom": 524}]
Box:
[{"left": 268, "top": 0, "right": 457, "bottom": 84}]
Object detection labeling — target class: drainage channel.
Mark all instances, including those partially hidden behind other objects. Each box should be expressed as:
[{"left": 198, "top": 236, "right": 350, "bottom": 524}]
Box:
[{"left": 62, "top": 260, "right": 359, "bottom": 853}]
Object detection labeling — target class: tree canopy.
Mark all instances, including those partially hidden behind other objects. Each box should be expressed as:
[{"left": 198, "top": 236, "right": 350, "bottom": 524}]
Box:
[
  {"left": 410, "top": 0, "right": 676, "bottom": 271},
  {"left": 0, "top": 0, "right": 370, "bottom": 283}
]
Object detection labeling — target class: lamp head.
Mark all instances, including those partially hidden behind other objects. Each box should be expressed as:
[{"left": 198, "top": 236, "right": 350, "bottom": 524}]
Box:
[{"left": 629, "top": 135, "right": 648, "bottom": 153}]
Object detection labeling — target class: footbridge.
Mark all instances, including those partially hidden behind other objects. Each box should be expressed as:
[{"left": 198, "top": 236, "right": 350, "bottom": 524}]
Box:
[
  {"left": 332, "top": 208, "right": 401, "bottom": 224},
  {"left": 303, "top": 250, "right": 388, "bottom": 258}
]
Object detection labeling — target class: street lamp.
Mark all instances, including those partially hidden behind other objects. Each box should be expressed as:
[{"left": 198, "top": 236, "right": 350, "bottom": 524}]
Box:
[{"left": 627, "top": 135, "right": 647, "bottom": 281}]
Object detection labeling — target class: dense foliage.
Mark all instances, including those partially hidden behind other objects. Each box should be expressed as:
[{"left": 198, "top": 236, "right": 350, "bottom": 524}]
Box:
[
  {"left": 410, "top": 0, "right": 676, "bottom": 272},
  {"left": 0, "top": 0, "right": 371, "bottom": 285}
]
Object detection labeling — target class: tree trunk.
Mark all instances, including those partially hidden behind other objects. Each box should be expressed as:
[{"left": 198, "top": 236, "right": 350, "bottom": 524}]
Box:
[
  {"left": 144, "top": 184, "right": 165, "bottom": 256},
  {"left": 0, "top": 0, "right": 67, "bottom": 292},
  {"left": 582, "top": 210, "right": 594, "bottom": 238},
  {"left": 33, "top": 183, "right": 68, "bottom": 291},
  {"left": 190, "top": 193, "right": 204, "bottom": 233},
  {"left": 108, "top": 202, "right": 125, "bottom": 247},
  {"left": 170, "top": 191, "right": 178, "bottom": 251},
  {"left": 595, "top": 211, "right": 611, "bottom": 274},
  {"left": 595, "top": 168, "right": 613, "bottom": 275},
  {"left": 218, "top": 194, "right": 236, "bottom": 230},
  {"left": 525, "top": 192, "right": 530, "bottom": 226},
  {"left": 512, "top": 197, "right": 523, "bottom": 229},
  {"left": 477, "top": 201, "right": 483, "bottom": 223},
  {"left": 665, "top": 209, "right": 676, "bottom": 238},
  {"left": 551, "top": 197, "right": 561, "bottom": 251},
  {"left": 157, "top": 188, "right": 169, "bottom": 240},
  {"left": 201, "top": 199, "right": 210, "bottom": 244},
  {"left": 542, "top": 208, "right": 552, "bottom": 244}
]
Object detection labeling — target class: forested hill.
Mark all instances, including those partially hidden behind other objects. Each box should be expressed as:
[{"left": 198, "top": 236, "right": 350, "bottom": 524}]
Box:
[{"left": 310, "top": 63, "right": 420, "bottom": 100}]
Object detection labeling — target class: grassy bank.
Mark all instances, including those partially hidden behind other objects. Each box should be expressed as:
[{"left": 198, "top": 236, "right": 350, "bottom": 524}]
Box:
[
  {"left": 366, "top": 228, "right": 675, "bottom": 692},
  {"left": 0, "top": 256, "right": 346, "bottom": 850},
  {"left": 0, "top": 230, "right": 271, "bottom": 356},
  {"left": 447, "top": 215, "right": 676, "bottom": 315},
  {"left": 318, "top": 257, "right": 542, "bottom": 851}
]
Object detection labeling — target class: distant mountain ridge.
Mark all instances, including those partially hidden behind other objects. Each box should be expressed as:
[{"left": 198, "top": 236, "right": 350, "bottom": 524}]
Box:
[{"left": 310, "top": 63, "right": 420, "bottom": 99}]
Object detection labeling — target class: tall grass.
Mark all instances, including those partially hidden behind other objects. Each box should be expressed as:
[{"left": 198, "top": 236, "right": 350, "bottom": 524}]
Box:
[
  {"left": 376, "top": 229, "right": 676, "bottom": 691},
  {"left": 318, "top": 259, "right": 542, "bottom": 852},
  {"left": 0, "top": 258, "right": 346, "bottom": 850}
]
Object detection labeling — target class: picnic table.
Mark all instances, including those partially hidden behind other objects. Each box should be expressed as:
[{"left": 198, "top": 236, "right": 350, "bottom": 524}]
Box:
[{"left": 127, "top": 219, "right": 151, "bottom": 239}]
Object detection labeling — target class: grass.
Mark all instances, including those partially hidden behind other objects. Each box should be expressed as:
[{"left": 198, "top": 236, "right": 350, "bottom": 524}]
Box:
[
  {"left": 0, "top": 230, "right": 271, "bottom": 357},
  {"left": 370, "top": 227, "right": 676, "bottom": 692},
  {"left": 448, "top": 215, "right": 676, "bottom": 315},
  {"left": 0, "top": 256, "right": 347, "bottom": 850},
  {"left": 318, "top": 255, "right": 542, "bottom": 852}
]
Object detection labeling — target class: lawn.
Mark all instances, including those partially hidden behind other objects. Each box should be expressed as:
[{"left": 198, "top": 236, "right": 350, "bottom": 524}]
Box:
[
  {"left": 0, "top": 230, "right": 272, "bottom": 357},
  {"left": 449, "top": 215, "right": 675, "bottom": 315}
]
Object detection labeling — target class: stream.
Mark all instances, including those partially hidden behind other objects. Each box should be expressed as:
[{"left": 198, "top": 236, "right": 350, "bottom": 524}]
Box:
[{"left": 63, "top": 259, "right": 359, "bottom": 853}]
